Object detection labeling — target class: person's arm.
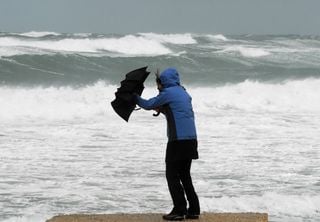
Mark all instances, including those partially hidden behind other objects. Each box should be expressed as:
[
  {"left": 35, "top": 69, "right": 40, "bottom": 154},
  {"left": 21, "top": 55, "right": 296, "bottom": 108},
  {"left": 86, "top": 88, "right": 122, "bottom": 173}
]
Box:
[{"left": 136, "top": 91, "right": 168, "bottom": 110}]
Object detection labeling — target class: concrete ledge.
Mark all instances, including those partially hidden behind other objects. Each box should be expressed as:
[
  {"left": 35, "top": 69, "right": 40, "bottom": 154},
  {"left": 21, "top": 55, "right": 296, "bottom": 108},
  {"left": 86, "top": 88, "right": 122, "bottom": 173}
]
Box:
[{"left": 46, "top": 213, "right": 268, "bottom": 222}]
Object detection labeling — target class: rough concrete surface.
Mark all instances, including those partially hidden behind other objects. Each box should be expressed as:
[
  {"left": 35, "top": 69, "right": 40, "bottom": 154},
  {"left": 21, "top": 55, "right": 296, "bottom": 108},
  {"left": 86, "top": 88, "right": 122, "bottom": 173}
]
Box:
[{"left": 47, "top": 212, "right": 268, "bottom": 222}]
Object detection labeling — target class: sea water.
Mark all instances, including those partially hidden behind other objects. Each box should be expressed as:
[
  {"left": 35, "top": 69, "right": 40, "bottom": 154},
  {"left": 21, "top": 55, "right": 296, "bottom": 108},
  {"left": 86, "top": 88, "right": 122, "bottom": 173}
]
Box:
[{"left": 0, "top": 32, "right": 319, "bottom": 222}]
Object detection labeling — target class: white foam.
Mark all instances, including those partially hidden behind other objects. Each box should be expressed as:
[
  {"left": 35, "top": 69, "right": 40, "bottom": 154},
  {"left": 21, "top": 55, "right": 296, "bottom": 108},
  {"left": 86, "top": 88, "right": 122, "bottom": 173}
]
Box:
[
  {"left": 1, "top": 215, "right": 50, "bottom": 222},
  {"left": 201, "top": 193, "right": 320, "bottom": 219},
  {"left": 19, "top": 31, "right": 60, "bottom": 37},
  {"left": 96, "top": 35, "right": 172, "bottom": 55},
  {"left": 139, "top": 33, "right": 197, "bottom": 44},
  {"left": 1, "top": 80, "right": 320, "bottom": 222},
  {"left": 206, "top": 34, "right": 228, "bottom": 41},
  {"left": 221, "top": 46, "right": 270, "bottom": 57},
  {"left": 0, "top": 35, "right": 172, "bottom": 57},
  {"left": 0, "top": 81, "right": 112, "bottom": 121},
  {"left": 3, "top": 193, "right": 319, "bottom": 221},
  {"left": 1, "top": 79, "right": 320, "bottom": 122},
  {"left": 0, "top": 47, "right": 38, "bottom": 58},
  {"left": 191, "top": 78, "right": 320, "bottom": 113},
  {"left": 72, "top": 33, "right": 91, "bottom": 37}
]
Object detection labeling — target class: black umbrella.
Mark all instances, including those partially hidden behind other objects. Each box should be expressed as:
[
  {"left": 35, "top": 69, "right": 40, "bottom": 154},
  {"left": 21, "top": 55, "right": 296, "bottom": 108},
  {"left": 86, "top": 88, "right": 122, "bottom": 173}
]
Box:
[{"left": 111, "top": 66, "right": 150, "bottom": 121}]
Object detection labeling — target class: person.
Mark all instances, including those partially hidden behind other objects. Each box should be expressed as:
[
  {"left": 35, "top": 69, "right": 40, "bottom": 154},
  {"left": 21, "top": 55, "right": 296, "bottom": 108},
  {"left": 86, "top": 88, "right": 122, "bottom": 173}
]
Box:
[{"left": 136, "top": 68, "right": 200, "bottom": 221}]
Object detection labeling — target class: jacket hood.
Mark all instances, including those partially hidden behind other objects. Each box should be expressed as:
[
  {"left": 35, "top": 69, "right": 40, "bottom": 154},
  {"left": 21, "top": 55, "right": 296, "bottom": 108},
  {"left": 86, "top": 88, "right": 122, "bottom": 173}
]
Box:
[{"left": 159, "top": 68, "right": 180, "bottom": 88}]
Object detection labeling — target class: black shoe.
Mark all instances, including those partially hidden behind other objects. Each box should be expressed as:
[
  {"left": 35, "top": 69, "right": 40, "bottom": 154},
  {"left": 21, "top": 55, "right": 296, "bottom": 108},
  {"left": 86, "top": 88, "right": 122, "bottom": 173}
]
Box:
[
  {"left": 162, "top": 212, "right": 185, "bottom": 221},
  {"left": 185, "top": 213, "right": 199, "bottom": 219}
]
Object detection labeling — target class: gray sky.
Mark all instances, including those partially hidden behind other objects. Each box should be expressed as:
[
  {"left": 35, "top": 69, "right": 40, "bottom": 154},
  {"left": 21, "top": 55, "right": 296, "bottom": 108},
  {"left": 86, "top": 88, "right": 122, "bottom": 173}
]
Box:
[{"left": 1, "top": 0, "right": 320, "bottom": 35}]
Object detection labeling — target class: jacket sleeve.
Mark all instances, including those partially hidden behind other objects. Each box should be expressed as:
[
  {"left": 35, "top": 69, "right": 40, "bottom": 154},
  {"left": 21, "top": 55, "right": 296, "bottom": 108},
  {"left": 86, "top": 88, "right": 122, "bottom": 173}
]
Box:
[{"left": 136, "top": 90, "right": 169, "bottom": 110}]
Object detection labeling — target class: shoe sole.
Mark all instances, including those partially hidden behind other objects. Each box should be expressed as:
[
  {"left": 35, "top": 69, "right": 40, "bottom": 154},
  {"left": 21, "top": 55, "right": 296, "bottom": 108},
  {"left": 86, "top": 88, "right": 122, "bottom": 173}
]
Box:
[
  {"left": 186, "top": 215, "right": 199, "bottom": 220},
  {"left": 163, "top": 216, "right": 185, "bottom": 221}
]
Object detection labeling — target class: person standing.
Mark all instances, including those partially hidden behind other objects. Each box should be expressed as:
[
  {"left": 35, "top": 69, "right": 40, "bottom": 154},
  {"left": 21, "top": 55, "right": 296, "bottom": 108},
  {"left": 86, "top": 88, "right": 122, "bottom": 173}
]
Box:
[{"left": 136, "top": 68, "right": 200, "bottom": 221}]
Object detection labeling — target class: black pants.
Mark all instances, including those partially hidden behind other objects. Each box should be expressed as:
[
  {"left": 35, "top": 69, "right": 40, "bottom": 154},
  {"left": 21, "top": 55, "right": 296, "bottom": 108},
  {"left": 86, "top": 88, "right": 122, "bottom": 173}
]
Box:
[{"left": 166, "top": 159, "right": 200, "bottom": 214}]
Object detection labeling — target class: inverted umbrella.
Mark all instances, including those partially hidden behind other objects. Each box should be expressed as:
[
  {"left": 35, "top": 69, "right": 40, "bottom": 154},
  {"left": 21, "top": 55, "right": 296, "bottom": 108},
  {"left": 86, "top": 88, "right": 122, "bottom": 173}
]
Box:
[{"left": 111, "top": 66, "right": 150, "bottom": 121}]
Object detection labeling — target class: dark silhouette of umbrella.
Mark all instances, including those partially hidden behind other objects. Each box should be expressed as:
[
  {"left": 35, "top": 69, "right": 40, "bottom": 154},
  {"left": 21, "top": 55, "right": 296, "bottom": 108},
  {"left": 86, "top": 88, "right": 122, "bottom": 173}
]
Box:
[{"left": 111, "top": 66, "right": 150, "bottom": 121}]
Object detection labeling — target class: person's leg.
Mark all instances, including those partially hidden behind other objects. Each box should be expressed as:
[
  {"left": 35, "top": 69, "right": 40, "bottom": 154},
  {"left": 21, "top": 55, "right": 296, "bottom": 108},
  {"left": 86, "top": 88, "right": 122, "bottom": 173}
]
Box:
[
  {"left": 178, "top": 159, "right": 200, "bottom": 216},
  {"left": 165, "top": 161, "right": 187, "bottom": 214}
]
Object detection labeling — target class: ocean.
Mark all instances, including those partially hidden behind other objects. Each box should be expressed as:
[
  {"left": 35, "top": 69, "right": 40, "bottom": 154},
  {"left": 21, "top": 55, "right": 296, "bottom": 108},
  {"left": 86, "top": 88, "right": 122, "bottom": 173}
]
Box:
[{"left": 0, "top": 32, "right": 319, "bottom": 222}]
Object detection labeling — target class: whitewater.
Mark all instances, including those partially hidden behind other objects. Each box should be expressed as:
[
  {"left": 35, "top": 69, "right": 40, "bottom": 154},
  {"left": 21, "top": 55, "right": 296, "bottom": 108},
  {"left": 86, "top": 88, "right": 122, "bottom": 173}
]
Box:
[{"left": 0, "top": 32, "right": 320, "bottom": 222}]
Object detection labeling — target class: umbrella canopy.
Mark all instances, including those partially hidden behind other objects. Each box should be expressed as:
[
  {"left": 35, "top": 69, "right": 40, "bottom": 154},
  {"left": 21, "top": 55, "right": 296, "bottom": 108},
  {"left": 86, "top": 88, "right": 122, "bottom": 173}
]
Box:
[{"left": 111, "top": 66, "right": 150, "bottom": 121}]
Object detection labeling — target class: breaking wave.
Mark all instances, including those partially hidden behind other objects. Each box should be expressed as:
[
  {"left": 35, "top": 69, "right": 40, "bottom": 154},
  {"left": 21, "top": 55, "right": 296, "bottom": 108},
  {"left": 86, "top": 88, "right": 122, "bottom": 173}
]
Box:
[
  {"left": 0, "top": 35, "right": 172, "bottom": 57},
  {"left": 205, "top": 34, "right": 228, "bottom": 41},
  {"left": 19, "top": 31, "right": 61, "bottom": 37},
  {"left": 1, "top": 33, "right": 320, "bottom": 80},
  {"left": 219, "top": 46, "right": 270, "bottom": 57},
  {"left": 191, "top": 78, "right": 320, "bottom": 113},
  {"left": 0, "top": 32, "right": 200, "bottom": 58},
  {"left": 1, "top": 78, "right": 320, "bottom": 121},
  {"left": 139, "top": 33, "right": 197, "bottom": 44}
]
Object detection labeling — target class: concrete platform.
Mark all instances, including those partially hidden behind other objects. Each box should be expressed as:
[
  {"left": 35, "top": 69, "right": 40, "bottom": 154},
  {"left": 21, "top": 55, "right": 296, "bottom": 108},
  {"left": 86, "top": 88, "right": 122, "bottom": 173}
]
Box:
[{"left": 46, "top": 213, "right": 268, "bottom": 222}]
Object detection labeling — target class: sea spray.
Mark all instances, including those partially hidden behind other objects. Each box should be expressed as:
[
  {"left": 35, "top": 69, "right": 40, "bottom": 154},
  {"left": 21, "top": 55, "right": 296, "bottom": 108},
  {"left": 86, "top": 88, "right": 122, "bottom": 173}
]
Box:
[{"left": 1, "top": 78, "right": 320, "bottom": 121}]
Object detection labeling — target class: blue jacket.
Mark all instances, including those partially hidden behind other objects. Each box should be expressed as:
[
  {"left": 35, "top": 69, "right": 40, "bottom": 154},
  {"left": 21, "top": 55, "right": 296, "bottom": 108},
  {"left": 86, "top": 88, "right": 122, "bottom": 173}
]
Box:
[{"left": 136, "top": 68, "right": 197, "bottom": 141}]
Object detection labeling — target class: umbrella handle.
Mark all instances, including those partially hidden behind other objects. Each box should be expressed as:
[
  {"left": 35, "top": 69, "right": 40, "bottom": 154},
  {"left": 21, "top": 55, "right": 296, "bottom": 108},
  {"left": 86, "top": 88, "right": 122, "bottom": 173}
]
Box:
[{"left": 153, "top": 111, "right": 160, "bottom": 117}]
